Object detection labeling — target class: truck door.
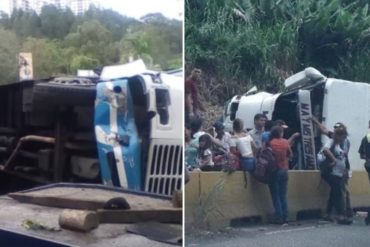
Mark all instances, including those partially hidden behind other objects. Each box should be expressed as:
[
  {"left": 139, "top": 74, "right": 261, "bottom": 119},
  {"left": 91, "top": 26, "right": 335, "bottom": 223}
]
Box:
[{"left": 94, "top": 80, "right": 142, "bottom": 190}]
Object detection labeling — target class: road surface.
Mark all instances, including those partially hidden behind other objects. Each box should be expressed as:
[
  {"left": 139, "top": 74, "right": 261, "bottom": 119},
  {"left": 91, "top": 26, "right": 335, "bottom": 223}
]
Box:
[{"left": 186, "top": 216, "right": 370, "bottom": 247}]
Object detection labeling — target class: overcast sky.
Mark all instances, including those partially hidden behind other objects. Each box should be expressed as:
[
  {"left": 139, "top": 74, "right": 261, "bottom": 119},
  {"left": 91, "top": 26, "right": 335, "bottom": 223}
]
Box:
[{"left": 0, "top": 0, "right": 183, "bottom": 20}]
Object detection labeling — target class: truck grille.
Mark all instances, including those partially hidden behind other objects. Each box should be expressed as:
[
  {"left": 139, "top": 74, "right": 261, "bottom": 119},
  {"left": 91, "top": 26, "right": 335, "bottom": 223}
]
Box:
[{"left": 145, "top": 139, "right": 182, "bottom": 196}]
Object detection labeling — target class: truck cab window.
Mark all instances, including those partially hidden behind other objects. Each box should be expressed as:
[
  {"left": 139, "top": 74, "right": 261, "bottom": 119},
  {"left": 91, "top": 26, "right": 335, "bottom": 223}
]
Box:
[
  {"left": 230, "top": 102, "right": 239, "bottom": 121},
  {"left": 155, "top": 88, "right": 170, "bottom": 125}
]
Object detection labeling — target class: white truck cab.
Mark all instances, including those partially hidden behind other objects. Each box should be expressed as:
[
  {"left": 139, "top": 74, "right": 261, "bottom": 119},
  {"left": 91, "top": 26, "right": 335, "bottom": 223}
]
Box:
[{"left": 223, "top": 67, "right": 370, "bottom": 170}]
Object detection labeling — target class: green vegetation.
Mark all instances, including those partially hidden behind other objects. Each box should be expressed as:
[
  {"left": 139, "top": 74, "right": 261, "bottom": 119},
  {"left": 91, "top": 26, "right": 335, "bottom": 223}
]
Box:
[
  {"left": 185, "top": 0, "right": 370, "bottom": 103},
  {"left": 0, "top": 5, "right": 182, "bottom": 84}
]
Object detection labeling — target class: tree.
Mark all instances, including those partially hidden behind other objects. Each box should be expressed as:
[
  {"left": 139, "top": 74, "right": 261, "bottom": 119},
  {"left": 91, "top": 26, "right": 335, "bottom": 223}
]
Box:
[
  {"left": 120, "top": 31, "right": 152, "bottom": 65},
  {"left": 0, "top": 7, "right": 182, "bottom": 81},
  {"left": 0, "top": 11, "right": 10, "bottom": 28},
  {"left": 40, "top": 5, "right": 74, "bottom": 39},
  {"left": 65, "top": 20, "right": 117, "bottom": 66},
  {"left": 185, "top": 0, "right": 370, "bottom": 103},
  {"left": 0, "top": 28, "right": 20, "bottom": 84},
  {"left": 84, "top": 6, "right": 139, "bottom": 41},
  {"left": 120, "top": 16, "right": 182, "bottom": 70},
  {"left": 70, "top": 55, "right": 99, "bottom": 73},
  {"left": 10, "top": 9, "right": 41, "bottom": 38}
]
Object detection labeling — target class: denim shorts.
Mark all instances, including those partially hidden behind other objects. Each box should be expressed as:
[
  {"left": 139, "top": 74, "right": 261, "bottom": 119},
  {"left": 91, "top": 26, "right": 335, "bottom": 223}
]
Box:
[{"left": 241, "top": 157, "right": 256, "bottom": 172}]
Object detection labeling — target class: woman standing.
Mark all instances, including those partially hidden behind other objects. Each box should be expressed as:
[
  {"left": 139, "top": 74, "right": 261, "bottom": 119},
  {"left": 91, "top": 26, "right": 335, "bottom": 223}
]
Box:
[
  {"left": 269, "top": 126, "right": 292, "bottom": 224},
  {"left": 230, "top": 118, "right": 256, "bottom": 171}
]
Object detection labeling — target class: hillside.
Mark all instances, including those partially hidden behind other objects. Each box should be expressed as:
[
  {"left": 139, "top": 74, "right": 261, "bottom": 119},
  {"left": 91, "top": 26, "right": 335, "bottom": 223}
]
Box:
[
  {"left": 0, "top": 6, "right": 182, "bottom": 84},
  {"left": 186, "top": 0, "right": 370, "bottom": 108}
]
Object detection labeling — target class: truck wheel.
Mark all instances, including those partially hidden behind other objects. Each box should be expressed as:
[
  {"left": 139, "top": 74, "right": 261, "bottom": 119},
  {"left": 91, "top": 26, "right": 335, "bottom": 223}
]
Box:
[{"left": 33, "top": 83, "right": 96, "bottom": 106}]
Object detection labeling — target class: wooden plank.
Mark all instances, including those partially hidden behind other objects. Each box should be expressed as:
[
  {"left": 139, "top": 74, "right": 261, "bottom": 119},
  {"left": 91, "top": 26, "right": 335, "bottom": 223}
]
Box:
[
  {"left": 8, "top": 193, "right": 105, "bottom": 210},
  {"left": 97, "top": 208, "right": 182, "bottom": 224},
  {"left": 8, "top": 187, "right": 172, "bottom": 210}
]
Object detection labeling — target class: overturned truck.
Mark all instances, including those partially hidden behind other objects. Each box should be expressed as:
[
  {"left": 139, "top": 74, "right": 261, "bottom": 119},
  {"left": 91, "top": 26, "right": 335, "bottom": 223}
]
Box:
[
  {"left": 0, "top": 61, "right": 183, "bottom": 196},
  {"left": 223, "top": 67, "right": 370, "bottom": 171}
]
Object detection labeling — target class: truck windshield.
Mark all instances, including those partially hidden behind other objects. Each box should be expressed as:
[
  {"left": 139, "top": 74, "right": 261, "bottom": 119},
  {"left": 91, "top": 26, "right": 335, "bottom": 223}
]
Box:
[{"left": 155, "top": 88, "right": 171, "bottom": 125}]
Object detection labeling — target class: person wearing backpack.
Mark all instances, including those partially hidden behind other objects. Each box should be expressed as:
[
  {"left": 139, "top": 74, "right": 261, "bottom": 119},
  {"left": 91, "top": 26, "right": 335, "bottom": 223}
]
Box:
[
  {"left": 358, "top": 120, "right": 370, "bottom": 225},
  {"left": 312, "top": 118, "right": 353, "bottom": 221},
  {"left": 268, "top": 126, "right": 292, "bottom": 224},
  {"left": 321, "top": 127, "right": 352, "bottom": 224}
]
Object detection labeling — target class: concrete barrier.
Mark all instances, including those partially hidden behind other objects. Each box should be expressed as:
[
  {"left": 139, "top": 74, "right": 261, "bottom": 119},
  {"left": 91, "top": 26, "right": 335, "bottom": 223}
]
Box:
[{"left": 185, "top": 170, "right": 370, "bottom": 229}]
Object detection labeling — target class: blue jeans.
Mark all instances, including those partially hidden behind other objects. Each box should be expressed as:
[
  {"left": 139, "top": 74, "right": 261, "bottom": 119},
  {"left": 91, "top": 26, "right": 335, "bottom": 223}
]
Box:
[
  {"left": 268, "top": 169, "right": 288, "bottom": 222},
  {"left": 241, "top": 157, "right": 255, "bottom": 171}
]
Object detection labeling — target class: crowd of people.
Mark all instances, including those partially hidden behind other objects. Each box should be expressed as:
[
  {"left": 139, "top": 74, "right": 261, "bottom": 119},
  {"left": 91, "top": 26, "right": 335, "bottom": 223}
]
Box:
[
  {"left": 185, "top": 113, "right": 299, "bottom": 224},
  {"left": 184, "top": 68, "right": 370, "bottom": 226}
]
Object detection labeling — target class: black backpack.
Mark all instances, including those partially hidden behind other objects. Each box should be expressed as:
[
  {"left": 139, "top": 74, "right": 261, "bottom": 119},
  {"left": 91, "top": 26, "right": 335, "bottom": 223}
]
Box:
[
  {"left": 318, "top": 143, "right": 335, "bottom": 177},
  {"left": 252, "top": 147, "right": 278, "bottom": 184}
]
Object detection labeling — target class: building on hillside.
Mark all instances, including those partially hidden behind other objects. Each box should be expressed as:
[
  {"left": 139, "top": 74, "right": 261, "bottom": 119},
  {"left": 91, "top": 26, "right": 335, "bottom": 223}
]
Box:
[
  {"left": 9, "top": 0, "right": 98, "bottom": 15},
  {"left": 33, "top": 0, "right": 54, "bottom": 13},
  {"left": 69, "top": 0, "right": 97, "bottom": 15},
  {"left": 9, "top": 0, "right": 32, "bottom": 12}
]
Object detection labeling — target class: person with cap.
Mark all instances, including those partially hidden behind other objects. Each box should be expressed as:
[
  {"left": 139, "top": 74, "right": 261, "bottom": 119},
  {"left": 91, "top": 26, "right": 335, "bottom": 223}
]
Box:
[
  {"left": 311, "top": 117, "right": 353, "bottom": 220},
  {"left": 311, "top": 117, "right": 348, "bottom": 140},
  {"left": 321, "top": 126, "right": 352, "bottom": 224},
  {"left": 262, "top": 119, "right": 300, "bottom": 147},
  {"left": 273, "top": 119, "right": 300, "bottom": 146}
]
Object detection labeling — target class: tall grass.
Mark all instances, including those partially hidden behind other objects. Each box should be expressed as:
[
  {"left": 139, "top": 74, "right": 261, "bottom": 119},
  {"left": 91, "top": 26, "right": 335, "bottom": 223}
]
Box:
[{"left": 186, "top": 0, "right": 370, "bottom": 104}]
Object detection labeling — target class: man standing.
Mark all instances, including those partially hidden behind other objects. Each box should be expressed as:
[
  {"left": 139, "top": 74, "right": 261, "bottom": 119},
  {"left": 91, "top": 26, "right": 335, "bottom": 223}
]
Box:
[
  {"left": 358, "top": 120, "right": 370, "bottom": 225},
  {"left": 185, "top": 68, "right": 205, "bottom": 120},
  {"left": 248, "top": 113, "right": 267, "bottom": 150},
  {"left": 359, "top": 120, "right": 370, "bottom": 179},
  {"left": 311, "top": 117, "right": 353, "bottom": 221}
]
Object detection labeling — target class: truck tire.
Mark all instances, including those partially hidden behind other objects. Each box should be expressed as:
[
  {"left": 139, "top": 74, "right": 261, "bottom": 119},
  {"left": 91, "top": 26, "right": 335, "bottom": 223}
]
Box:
[{"left": 33, "top": 83, "right": 96, "bottom": 106}]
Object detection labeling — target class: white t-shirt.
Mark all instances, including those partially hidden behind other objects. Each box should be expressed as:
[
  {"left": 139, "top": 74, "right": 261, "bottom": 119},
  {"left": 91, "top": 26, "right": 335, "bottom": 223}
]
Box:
[
  {"left": 198, "top": 148, "right": 214, "bottom": 167},
  {"left": 231, "top": 135, "right": 254, "bottom": 158},
  {"left": 324, "top": 139, "right": 346, "bottom": 177}
]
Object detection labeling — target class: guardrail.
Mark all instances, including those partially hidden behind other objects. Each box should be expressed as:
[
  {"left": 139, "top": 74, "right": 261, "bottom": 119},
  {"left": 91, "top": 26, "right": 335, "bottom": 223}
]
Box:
[{"left": 185, "top": 170, "right": 370, "bottom": 229}]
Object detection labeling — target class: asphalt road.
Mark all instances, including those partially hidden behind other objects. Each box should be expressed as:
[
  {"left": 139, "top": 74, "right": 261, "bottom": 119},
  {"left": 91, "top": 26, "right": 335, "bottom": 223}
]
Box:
[{"left": 186, "top": 216, "right": 370, "bottom": 247}]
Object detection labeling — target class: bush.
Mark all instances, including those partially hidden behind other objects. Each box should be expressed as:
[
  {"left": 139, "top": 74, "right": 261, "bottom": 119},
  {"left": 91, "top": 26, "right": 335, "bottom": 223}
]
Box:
[{"left": 186, "top": 0, "right": 370, "bottom": 103}]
